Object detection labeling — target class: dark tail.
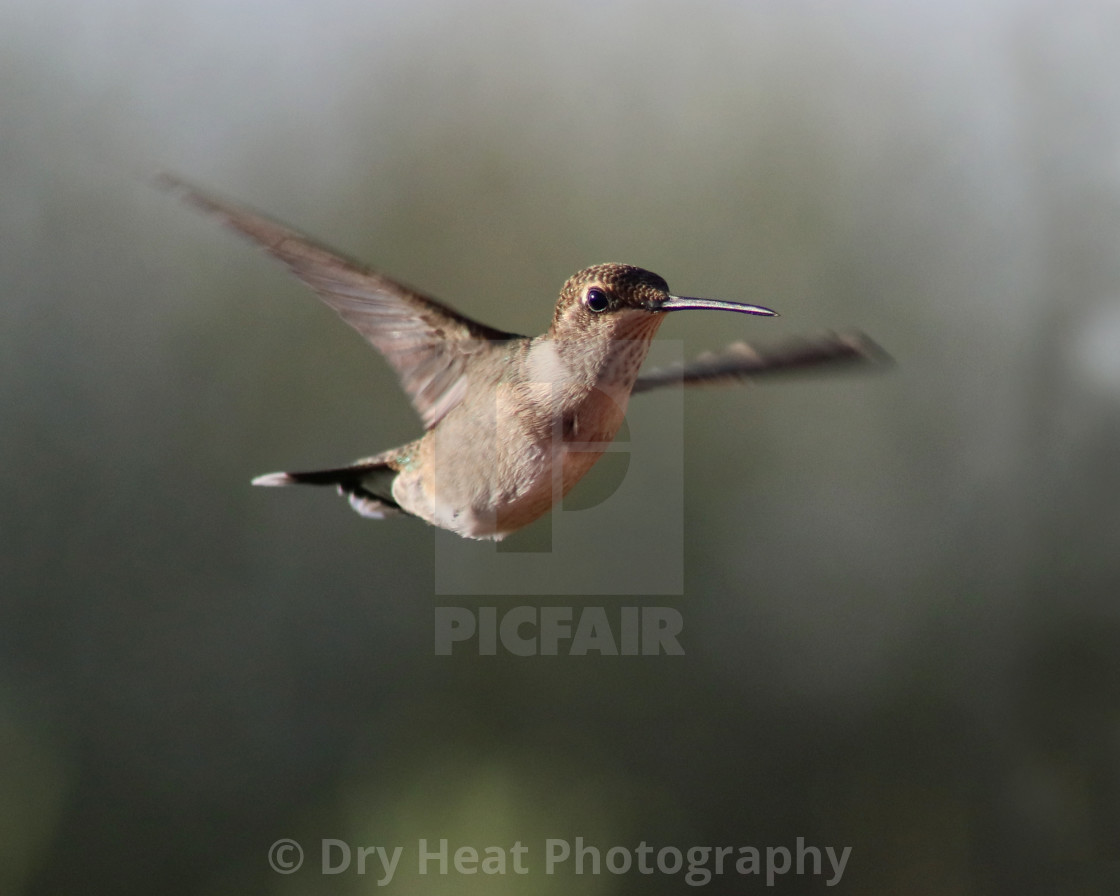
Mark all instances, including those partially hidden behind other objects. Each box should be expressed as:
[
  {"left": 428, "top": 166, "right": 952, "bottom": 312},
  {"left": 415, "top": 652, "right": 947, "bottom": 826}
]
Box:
[{"left": 252, "top": 461, "right": 405, "bottom": 520}]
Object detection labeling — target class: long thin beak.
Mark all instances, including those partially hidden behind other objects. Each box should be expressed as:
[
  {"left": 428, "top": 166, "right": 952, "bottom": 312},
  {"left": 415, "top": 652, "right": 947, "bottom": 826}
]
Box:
[{"left": 657, "top": 295, "right": 778, "bottom": 317}]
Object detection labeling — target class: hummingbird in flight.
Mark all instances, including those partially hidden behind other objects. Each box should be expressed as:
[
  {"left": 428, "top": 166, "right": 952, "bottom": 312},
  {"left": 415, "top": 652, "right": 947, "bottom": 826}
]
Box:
[{"left": 162, "top": 175, "right": 884, "bottom": 540}]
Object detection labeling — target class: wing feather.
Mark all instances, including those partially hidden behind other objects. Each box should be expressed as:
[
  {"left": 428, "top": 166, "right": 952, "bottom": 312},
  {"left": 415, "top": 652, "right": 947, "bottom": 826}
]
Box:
[
  {"left": 633, "top": 332, "right": 889, "bottom": 394},
  {"left": 161, "top": 174, "right": 524, "bottom": 428}
]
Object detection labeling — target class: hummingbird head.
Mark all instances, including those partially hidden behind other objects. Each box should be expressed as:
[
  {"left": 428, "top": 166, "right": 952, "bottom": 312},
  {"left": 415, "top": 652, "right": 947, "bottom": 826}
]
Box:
[{"left": 550, "top": 263, "right": 776, "bottom": 341}]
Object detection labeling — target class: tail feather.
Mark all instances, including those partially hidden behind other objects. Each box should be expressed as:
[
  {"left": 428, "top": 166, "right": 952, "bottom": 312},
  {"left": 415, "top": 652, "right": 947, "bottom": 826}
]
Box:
[{"left": 252, "top": 461, "right": 405, "bottom": 520}]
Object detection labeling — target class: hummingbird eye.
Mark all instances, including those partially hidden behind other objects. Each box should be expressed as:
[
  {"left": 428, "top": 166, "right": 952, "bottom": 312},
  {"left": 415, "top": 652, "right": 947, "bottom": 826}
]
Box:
[{"left": 585, "top": 287, "right": 610, "bottom": 313}]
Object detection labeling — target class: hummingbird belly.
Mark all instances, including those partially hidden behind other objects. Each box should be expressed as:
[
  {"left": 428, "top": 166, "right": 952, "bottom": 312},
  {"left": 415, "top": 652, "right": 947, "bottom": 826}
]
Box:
[{"left": 390, "top": 388, "right": 627, "bottom": 540}]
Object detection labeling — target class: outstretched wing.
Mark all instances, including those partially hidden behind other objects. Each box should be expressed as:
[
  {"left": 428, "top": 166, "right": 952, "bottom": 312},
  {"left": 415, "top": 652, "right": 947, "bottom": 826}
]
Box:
[
  {"left": 632, "top": 331, "right": 889, "bottom": 394},
  {"left": 160, "top": 174, "right": 524, "bottom": 429}
]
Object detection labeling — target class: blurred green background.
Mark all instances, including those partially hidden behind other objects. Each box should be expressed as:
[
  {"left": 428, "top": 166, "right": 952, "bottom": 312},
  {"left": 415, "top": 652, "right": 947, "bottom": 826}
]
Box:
[{"left": 3, "top": 0, "right": 1120, "bottom": 893}]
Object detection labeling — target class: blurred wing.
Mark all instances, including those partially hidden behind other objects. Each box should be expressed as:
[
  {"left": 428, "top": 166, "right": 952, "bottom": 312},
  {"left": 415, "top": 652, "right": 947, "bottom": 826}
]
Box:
[
  {"left": 160, "top": 174, "right": 523, "bottom": 429},
  {"left": 632, "top": 331, "right": 890, "bottom": 394}
]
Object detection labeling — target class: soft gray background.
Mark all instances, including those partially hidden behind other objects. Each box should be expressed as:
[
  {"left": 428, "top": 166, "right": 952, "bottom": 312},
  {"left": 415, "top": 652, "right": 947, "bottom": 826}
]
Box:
[{"left": 3, "top": 1, "right": 1119, "bottom": 893}]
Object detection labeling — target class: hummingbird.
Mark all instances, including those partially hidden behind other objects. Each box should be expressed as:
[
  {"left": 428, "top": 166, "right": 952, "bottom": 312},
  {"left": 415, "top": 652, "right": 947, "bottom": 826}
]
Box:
[{"left": 161, "top": 175, "right": 884, "bottom": 540}]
